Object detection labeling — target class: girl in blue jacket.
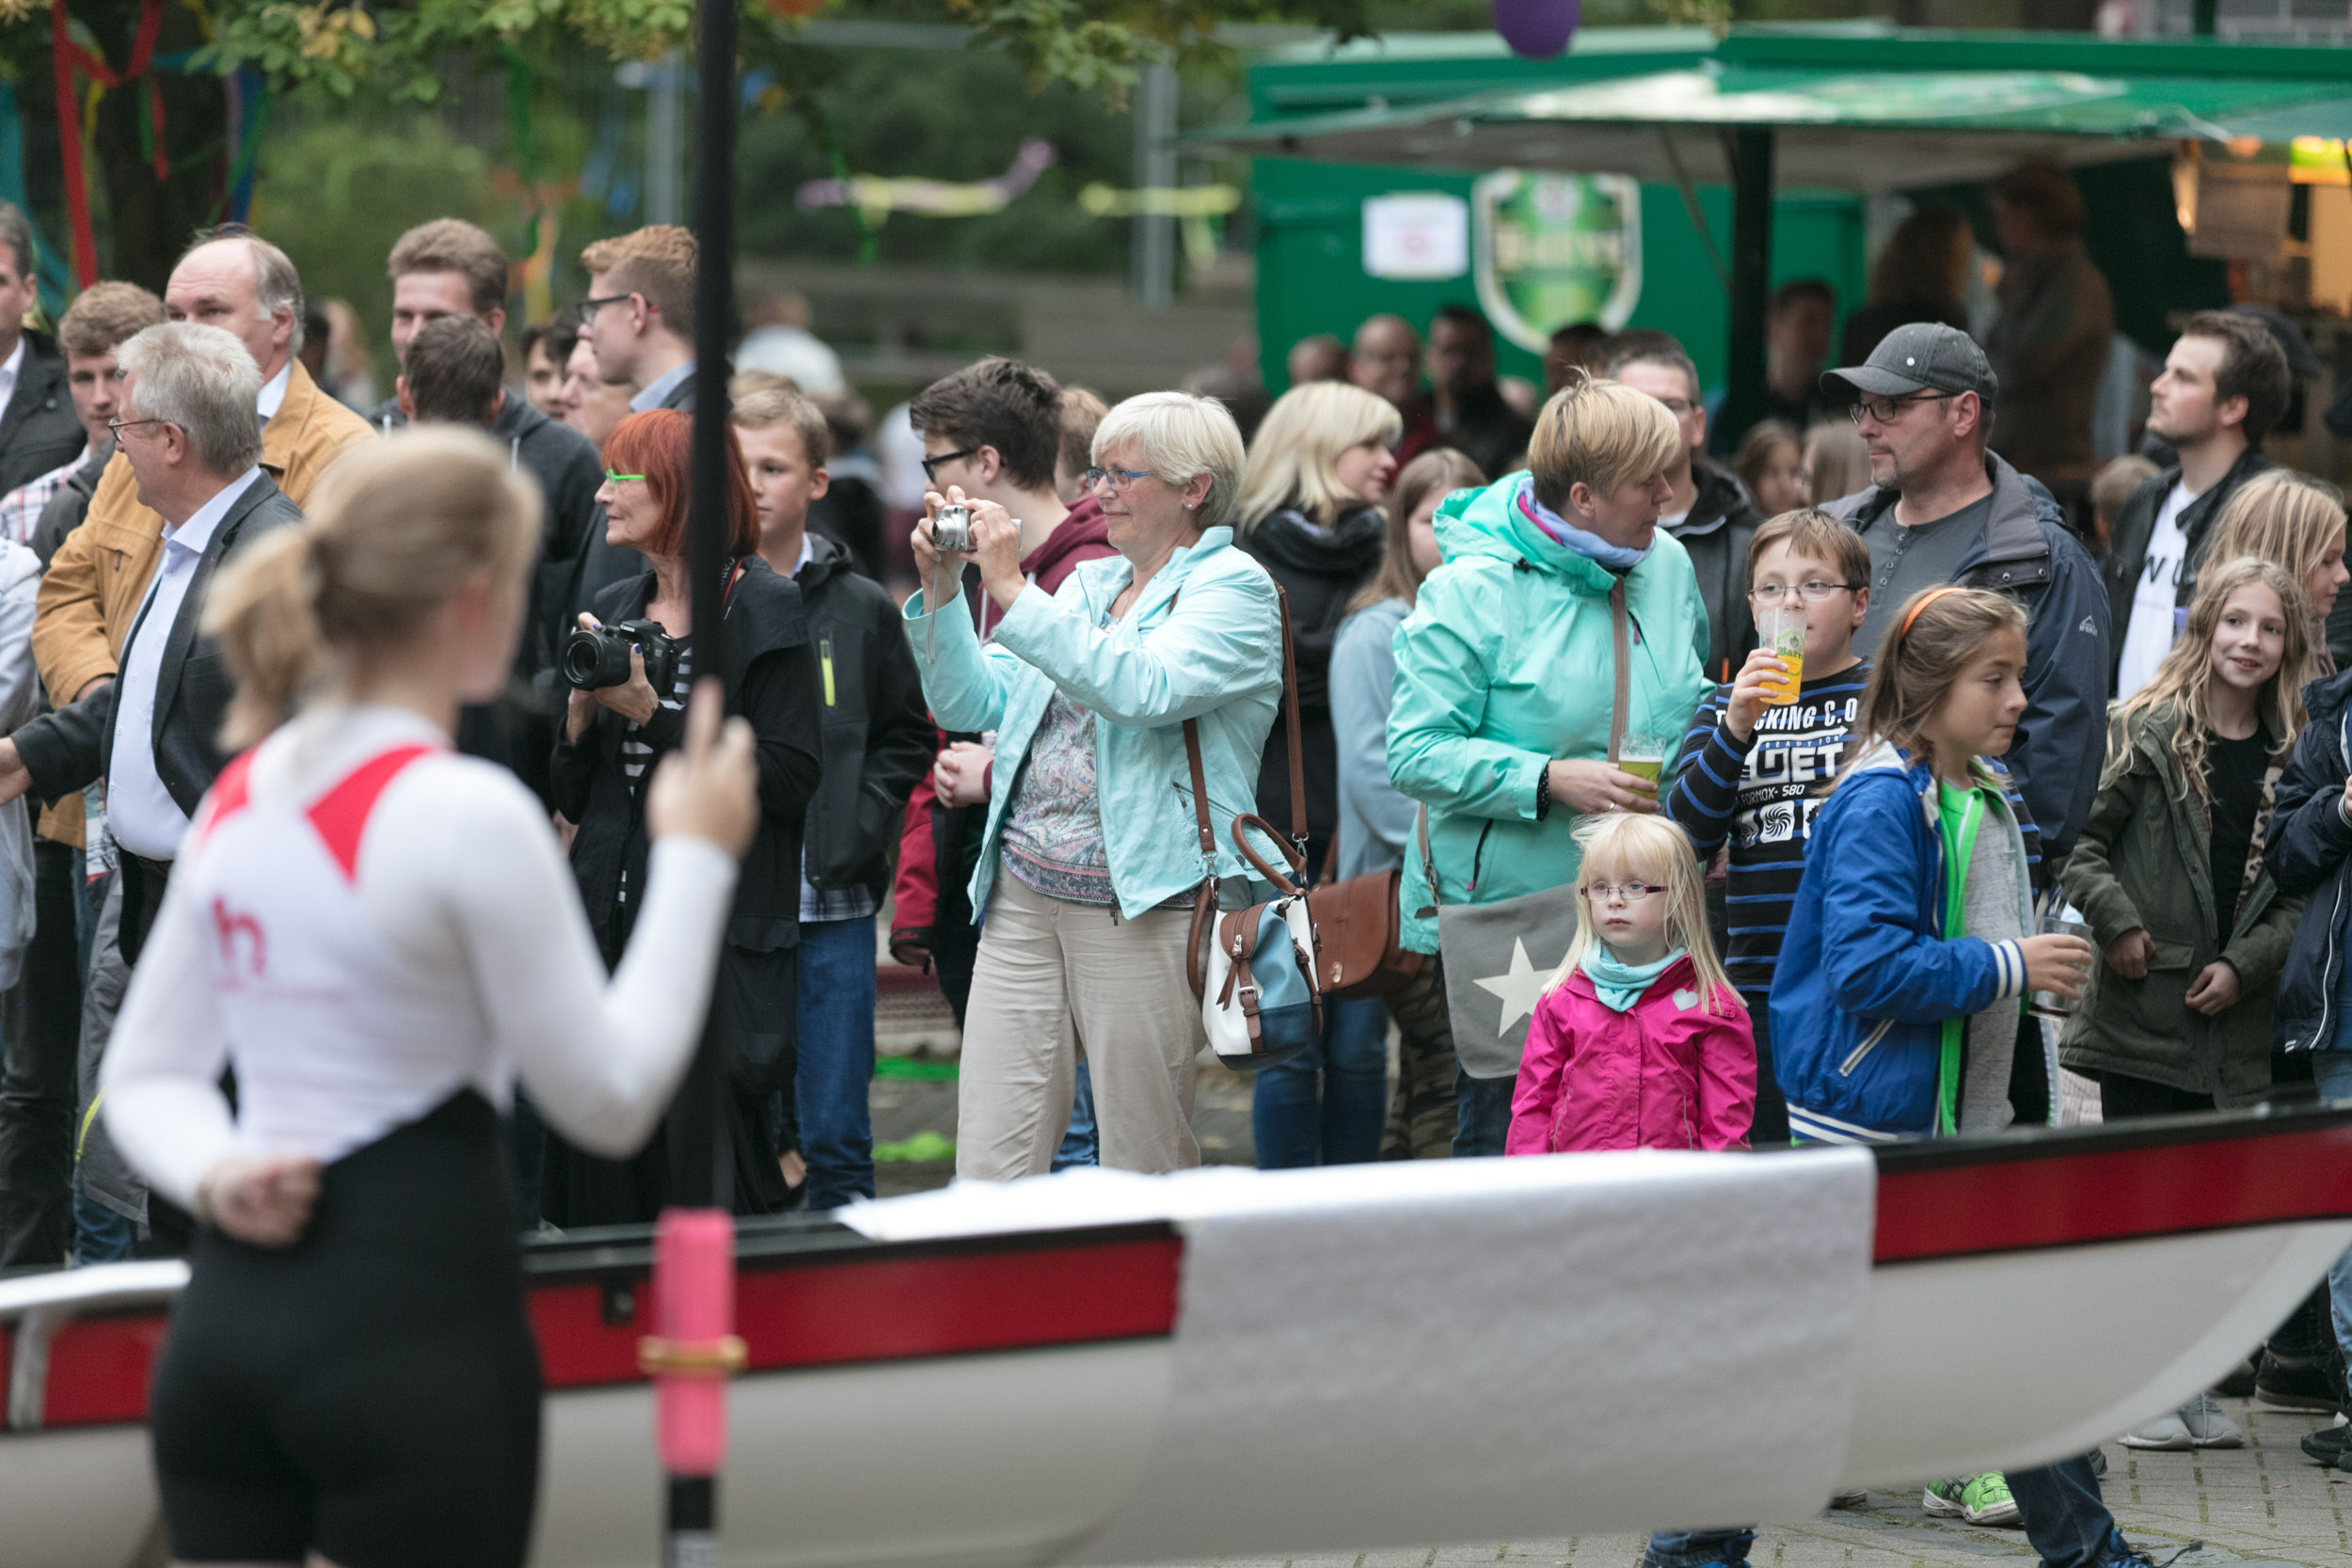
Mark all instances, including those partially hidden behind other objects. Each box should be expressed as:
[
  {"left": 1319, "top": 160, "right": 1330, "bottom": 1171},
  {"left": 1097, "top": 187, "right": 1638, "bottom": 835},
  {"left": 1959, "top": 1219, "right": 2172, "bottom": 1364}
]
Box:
[{"left": 1770, "top": 586, "right": 2093, "bottom": 1148}]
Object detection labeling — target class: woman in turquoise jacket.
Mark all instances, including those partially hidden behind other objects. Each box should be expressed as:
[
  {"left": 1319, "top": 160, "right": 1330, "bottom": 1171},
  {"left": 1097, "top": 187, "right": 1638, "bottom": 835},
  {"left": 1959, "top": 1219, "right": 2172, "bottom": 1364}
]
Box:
[
  {"left": 1388, "top": 375, "right": 1715, "bottom": 1155},
  {"left": 903, "top": 391, "right": 1282, "bottom": 1180}
]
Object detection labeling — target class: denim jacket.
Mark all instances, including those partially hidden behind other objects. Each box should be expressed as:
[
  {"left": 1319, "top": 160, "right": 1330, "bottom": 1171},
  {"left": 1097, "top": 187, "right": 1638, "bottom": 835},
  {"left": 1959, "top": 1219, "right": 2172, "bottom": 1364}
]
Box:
[{"left": 901, "top": 525, "right": 1283, "bottom": 921}]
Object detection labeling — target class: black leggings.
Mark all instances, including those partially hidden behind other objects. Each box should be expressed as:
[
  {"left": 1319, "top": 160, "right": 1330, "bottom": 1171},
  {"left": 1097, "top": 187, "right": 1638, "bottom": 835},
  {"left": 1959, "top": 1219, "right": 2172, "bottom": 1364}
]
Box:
[{"left": 151, "top": 1092, "right": 541, "bottom": 1568}]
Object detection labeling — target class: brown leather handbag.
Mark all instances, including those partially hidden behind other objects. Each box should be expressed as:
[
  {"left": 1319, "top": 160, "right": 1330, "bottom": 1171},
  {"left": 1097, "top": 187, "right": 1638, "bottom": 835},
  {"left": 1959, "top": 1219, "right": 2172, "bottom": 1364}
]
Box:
[{"left": 1179, "top": 583, "right": 1422, "bottom": 1007}]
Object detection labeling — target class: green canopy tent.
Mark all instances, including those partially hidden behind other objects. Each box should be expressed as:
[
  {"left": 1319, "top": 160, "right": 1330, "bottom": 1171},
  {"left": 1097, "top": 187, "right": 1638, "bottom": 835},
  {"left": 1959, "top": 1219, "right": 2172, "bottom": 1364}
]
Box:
[{"left": 1200, "top": 24, "right": 2352, "bottom": 437}]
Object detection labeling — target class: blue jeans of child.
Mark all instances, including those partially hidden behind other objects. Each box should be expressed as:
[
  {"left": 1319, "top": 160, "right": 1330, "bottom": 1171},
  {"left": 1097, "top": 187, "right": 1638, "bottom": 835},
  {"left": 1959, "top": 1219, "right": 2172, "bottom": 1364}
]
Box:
[
  {"left": 1052, "top": 1060, "right": 1099, "bottom": 1171},
  {"left": 1644, "top": 1528, "right": 1753, "bottom": 1568},
  {"left": 794, "top": 915, "right": 880, "bottom": 1210},
  {"left": 1454, "top": 1066, "right": 1515, "bottom": 1158},
  {"left": 2314, "top": 1053, "right": 2352, "bottom": 1365},
  {"left": 1252, "top": 996, "right": 1391, "bottom": 1167},
  {"left": 2008, "top": 1454, "right": 2135, "bottom": 1568}
]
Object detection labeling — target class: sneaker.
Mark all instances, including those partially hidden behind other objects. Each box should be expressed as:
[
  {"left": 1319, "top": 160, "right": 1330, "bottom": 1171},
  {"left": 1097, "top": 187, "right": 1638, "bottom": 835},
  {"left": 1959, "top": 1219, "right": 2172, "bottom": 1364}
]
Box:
[
  {"left": 1923, "top": 1473, "right": 2021, "bottom": 1528},
  {"left": 2305, "top": 1420, "right": 2351, "bottom": 1465},
  {"left": 2177, "top": 1391, "right": 2245, "bottom": 1449},
  {"left": 2121, "top": 1408, "right": 2192, "bottom": 1450},
  {"left": 2214, "top": 1355, "right": 2259, "bottom": 1398},
  {"left": 1829, "top": 1489, "right": 1868, "bottom": 1509},
  {"left": 2255, "top": 1351, "right": 2341, "bottom": 1412}
]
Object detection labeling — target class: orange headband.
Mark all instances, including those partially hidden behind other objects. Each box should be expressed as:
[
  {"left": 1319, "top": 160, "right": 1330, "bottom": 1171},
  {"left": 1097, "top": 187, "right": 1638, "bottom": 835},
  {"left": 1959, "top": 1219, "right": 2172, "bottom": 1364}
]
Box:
[{"left": 1899, "top": 584, "right": 1968, "bottom": 639}]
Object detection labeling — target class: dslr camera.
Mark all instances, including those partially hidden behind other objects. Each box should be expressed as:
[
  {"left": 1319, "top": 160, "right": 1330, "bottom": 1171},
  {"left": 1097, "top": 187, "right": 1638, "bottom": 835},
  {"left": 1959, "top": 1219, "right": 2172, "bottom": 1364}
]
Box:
[
  {"left": 930, "top": 503, "right": 974, "bottom": 554},
  {"left": 562, "top": 618, "right": 682, "bottom": 693}
]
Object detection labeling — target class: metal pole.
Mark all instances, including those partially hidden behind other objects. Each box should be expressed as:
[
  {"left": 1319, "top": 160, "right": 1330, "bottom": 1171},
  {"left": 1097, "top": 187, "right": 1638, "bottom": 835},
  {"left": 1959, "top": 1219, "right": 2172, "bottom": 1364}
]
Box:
[
  {"left": 652, "top": 0, "right": 739, "bottom": 1560},
  {"left": 1132, "top": 63, "right": 1177, "bottom": 309},
  {"left": 1723, "top": 127, "right": 1774, "bottom": 451}
]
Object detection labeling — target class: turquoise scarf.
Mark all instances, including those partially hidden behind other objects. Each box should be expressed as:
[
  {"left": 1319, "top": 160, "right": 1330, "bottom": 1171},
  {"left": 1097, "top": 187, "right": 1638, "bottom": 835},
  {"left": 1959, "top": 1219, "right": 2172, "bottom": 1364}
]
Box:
[{"left": 1581, "top": 945, "right": 1686, "bottom": 1012}]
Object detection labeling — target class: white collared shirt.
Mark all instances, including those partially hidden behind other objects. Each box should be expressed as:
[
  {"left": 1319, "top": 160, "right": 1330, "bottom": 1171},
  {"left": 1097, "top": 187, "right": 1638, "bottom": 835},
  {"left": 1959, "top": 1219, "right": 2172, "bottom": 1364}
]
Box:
[
  {"left": 255, "top": 361, "right": 291, "bottom": 421},
  {"left": 108, "top": 467, "right": 264, "bottom": 860},
  {"left": 0, "top": 338, "right": 25, "bottom": 430}
]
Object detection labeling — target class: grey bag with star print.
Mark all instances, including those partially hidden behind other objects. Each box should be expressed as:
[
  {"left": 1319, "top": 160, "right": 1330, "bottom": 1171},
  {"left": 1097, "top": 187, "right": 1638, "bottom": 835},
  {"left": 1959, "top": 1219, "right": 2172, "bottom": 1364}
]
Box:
[{"left": 1419, "top": 580, "right": 1631, "bottom": 1081}]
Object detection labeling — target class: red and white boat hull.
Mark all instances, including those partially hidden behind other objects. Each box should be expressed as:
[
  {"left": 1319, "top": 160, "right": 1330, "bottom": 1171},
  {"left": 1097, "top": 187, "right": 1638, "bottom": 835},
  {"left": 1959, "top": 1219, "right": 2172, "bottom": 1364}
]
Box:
[{"left": 6, "top": 1110, "right": 2350, "bottom": 1568}]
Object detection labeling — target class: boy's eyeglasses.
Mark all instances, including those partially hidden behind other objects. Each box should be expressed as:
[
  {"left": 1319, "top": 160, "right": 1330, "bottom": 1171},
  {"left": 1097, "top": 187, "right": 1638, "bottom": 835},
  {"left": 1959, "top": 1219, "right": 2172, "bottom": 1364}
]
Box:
[
  {"left": 604, "top": 470, "right": 644, "bottom": 486},
  {"left": 1749, "top": 579, "right": 1861, "bottom": 605},
  {"left": 1584, "top": 881, "right": 1665, "bottom": 905},
  {"left": 920, "top": 448, "right": 978, "bottom": 483}
]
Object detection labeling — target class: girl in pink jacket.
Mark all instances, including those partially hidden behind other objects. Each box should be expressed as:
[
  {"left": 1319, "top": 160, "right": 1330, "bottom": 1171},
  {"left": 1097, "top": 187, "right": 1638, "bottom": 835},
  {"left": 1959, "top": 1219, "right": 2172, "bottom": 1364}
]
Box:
[{"left": 1506, "top": 814, "right": 1756, "bottom": 1154}]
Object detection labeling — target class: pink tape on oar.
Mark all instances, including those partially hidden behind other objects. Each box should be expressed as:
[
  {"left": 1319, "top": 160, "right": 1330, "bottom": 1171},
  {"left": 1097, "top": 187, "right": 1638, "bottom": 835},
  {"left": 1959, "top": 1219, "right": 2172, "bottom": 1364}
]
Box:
[{"left": 642, "top": 1207, "right": 742, "bottom": 1477}]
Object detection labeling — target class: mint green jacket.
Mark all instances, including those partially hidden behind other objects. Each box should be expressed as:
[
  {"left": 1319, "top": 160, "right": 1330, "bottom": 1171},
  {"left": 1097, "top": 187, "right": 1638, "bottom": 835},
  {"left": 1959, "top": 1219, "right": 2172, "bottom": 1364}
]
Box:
[
  {"left": 1389, "top": 475, "right": 1715, "bottom": 954},
  {"left": 902, "top": 525, "right": 1283, "bottom": 922}
]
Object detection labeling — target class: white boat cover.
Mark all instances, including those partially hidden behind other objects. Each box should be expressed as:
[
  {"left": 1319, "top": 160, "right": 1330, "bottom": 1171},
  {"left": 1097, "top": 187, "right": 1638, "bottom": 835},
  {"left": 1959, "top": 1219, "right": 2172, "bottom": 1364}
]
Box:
[{"left": 845, "top": 1148, "right": 1877, "bottom": 1559}]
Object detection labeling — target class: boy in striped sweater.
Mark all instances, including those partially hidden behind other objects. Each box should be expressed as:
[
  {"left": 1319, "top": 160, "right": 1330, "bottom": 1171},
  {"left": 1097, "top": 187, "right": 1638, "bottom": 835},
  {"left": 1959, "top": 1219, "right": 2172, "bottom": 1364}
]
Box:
[{"left": 1666, "top": 509, "right": 1873, "bottom": 1147}]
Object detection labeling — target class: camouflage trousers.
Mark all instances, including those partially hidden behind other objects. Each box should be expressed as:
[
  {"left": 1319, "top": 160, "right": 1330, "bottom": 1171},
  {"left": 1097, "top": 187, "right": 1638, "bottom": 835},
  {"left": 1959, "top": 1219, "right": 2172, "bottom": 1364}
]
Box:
[{"left": 1380, "top": 954, "right": 1457, "bottom": 1161}]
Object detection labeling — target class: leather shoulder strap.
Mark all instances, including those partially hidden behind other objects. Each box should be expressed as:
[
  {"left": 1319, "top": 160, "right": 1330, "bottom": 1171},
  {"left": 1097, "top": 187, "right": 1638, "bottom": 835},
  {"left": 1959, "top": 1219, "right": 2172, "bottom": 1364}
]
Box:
[{"left": 1183, "top": 718, "right": 1216, "bottom": 862}]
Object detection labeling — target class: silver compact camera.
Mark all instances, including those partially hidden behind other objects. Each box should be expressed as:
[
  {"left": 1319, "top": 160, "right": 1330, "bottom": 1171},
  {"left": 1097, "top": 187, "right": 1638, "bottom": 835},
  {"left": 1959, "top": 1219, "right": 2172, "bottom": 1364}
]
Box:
[{"left": 930, "top": 503, "right": 974, "bottom": 553}]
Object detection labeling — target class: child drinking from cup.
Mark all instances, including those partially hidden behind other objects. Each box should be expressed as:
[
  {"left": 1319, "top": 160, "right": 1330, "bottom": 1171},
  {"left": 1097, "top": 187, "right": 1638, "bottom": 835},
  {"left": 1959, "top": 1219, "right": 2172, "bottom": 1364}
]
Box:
[
  {"left": 1505, "top": 813, "right": 1754, "bottom": 1156},
  {"left": 1666, "top": 509, "right": 1872, "bottom": 1144}
]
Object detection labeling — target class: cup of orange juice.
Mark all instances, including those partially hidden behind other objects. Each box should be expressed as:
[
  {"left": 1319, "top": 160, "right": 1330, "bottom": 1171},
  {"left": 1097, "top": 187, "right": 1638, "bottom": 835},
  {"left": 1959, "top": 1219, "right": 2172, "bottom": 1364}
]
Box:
[{"left": 1757, "top": 605, "right": 1806, "bottom": 706}]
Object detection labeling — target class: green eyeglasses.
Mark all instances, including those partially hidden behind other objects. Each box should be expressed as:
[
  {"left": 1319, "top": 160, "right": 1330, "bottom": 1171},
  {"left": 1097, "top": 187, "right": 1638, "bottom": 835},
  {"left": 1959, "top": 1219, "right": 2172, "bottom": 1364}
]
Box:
[{"left": 604, "top": 470, "right": 644, "bottom": 486}]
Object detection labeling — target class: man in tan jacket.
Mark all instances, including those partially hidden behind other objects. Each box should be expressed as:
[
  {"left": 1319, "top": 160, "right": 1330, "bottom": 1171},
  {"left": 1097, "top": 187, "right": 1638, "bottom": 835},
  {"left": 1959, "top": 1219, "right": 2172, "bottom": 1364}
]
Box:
[
  {"left": 29, "top": 226, "right": 369, "bottom": 1259},
  {"left": 34, "top": 224, "right": 372, "bottom": 715}
]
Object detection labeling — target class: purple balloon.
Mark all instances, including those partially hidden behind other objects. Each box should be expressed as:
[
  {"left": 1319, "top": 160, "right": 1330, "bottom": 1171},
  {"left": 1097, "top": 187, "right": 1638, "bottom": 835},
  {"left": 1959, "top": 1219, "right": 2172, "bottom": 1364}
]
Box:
[{"left": 1492, "top": 0, "right": 1578, "bottom": 59}]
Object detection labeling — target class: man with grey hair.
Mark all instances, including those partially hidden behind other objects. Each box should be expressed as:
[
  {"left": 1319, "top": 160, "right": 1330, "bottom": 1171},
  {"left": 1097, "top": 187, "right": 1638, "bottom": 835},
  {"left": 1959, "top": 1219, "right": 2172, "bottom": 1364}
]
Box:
[
  {"left": 0, "top": 321, "right": 301, "bottom": 1259},
  {"left": 0, "top": 203, "right": 92, "bottom": 499},
  {"left": 32, "top": 225, "right": 368, "bottom": 801}
]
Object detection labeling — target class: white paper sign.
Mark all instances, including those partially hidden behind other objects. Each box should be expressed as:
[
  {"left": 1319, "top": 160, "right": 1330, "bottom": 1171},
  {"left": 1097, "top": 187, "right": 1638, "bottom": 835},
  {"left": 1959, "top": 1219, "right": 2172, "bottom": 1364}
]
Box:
[{"left": 1362, "top": 193, "right": 1470, "bottom": 281}]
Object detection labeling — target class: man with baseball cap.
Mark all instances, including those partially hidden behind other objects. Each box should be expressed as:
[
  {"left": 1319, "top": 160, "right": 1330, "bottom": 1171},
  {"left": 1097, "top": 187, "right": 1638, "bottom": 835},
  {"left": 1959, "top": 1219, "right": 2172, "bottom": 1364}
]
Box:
[{"left": 1819, "top": 321, "right": 2110, "bottom": 863}]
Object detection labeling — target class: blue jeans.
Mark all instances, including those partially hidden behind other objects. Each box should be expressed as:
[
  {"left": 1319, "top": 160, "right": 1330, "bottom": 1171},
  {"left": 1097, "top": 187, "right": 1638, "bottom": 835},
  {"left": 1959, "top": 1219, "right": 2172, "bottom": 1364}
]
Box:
[
  {"left": 2007, "top": 1455, "right": 2132, "bottom": 1568},
  {"left": 1645, "top": 1528, "right": 1753, "bottom": 1567},
  {"left": 1252, "top": 996, "right": 1391, "bottom": 1168},
  {"left": 1454, "top": 1066, "right": 1515, "bottom": 1158},
  {"left": 73, "top": 1182, "right": 132, "bottom": 1264},
  {"left": 2315, "top": 1053, "right": 2352, "bottom": 1365},
  {"left": 794, "top": 915, "right": 879, "bottom": 1210},
  {"left": 1052, "top": 1060, "right": 1098, "bottom": 1171}
]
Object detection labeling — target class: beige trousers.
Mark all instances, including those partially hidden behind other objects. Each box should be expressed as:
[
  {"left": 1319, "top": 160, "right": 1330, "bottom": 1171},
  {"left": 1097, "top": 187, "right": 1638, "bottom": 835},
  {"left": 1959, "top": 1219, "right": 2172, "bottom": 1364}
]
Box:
[{"left": 956, "top": 872, "right": 1202, "bottom": 1180}]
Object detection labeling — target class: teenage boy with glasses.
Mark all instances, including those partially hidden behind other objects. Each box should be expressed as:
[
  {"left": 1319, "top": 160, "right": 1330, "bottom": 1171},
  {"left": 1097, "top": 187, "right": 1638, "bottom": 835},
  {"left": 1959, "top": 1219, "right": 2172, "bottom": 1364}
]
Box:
[{"left": 1820, "top": 322, "right": 2110, "bottom": 864}]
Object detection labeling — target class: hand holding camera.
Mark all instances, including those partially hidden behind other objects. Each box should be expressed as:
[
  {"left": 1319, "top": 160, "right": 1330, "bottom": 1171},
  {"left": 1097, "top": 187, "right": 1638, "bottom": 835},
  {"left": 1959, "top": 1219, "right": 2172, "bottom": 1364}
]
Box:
[{"left": 564, "top": 613, "right": 675, "bottom": 736}]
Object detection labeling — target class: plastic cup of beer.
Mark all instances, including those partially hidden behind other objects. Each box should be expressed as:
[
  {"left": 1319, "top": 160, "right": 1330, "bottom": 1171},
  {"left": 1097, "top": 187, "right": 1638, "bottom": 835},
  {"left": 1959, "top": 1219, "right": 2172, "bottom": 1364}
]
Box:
[
  {"left": 1616, "top": 731, "right": 1674, "bottom": 789},
  {"left": 1757, "top": 604, "right": 1807, "bottom": 706},
  {"left": 2029, "top": 915, "right": 2095, "bottom": 1022}
]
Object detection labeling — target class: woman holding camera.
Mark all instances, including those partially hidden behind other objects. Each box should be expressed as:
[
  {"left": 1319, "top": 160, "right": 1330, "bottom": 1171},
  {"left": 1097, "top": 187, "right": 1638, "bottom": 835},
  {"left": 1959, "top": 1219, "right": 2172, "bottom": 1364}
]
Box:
[
  {"left": 905, "top": 391, "right": 1282, "bottom": 1180},
  {"left": 546, "top": 408, "right": 823, "bottom": 1225},
  {"left": 99, "top": 428, "right": 757, "bottom": 1568}
]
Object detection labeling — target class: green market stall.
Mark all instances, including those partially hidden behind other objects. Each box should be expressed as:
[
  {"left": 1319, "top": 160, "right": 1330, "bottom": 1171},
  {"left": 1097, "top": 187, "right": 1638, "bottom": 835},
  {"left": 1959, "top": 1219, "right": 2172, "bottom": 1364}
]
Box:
[{"left": 1214, "top": 24, "right": 2352, "bottom": 440}]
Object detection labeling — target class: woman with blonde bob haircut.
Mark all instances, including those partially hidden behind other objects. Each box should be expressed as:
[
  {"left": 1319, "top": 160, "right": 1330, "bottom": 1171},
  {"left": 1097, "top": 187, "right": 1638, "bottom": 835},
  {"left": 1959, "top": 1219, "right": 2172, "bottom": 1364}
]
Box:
[
  {"left": 1233, "top": 382, "right": 1403, "bottom": 1166},
  {"left": 1387, "top": 371, "right": 1714, "bottom": 1157},
  {"left": 2202, "top": 469, "right": 2350, "bottom": 678},
  {"left": 96, "top": 426, "right": 758, "bottom": 1568},
  {"left": 904, "top": 389, "right": 1283, "bottom": 1180}
]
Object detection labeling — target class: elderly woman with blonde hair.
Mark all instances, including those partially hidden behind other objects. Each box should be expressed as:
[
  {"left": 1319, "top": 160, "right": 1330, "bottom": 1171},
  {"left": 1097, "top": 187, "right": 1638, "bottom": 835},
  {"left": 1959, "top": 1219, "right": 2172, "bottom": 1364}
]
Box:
[
  {"left": 904, "top": 391, "right": 1282, "bottom": 1179},
  {"left": 1388, "top": 374, "right": 1715, "bottom": 1158}
]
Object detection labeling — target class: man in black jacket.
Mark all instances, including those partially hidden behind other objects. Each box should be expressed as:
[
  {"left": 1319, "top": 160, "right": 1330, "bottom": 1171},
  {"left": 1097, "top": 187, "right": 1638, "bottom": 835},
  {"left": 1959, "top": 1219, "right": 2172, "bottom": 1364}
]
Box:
[
  {"left": 2106, "top": 310, "right": 2291, "bottom": 697},
  {"left": 0, "top": 217, "right": 92, "bottom": 504},
  {"left": 1423, "top": 305, "right": 1534, "bottom": 482},
  {"left": 735, "top": 387, "right": 930, "bottom": 1208},
  {"left": 0, "top": 322, "right": 299, "bottom": 1256},
  {"left": 1610, "top": 333, "right": 1764, "bottom": 684}
]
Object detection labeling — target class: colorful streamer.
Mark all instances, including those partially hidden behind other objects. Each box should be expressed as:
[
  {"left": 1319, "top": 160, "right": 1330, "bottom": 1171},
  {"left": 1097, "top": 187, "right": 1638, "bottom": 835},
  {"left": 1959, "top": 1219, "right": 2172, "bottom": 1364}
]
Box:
[{"left": 49, "top": 0, "right": 167, "bottom": 286}]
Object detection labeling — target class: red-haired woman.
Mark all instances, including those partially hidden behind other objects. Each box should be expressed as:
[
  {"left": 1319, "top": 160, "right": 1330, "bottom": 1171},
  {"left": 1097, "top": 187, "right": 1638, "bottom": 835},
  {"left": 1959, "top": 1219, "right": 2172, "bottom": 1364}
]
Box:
[{"left": 545, "top": 409, "right": 824, "bottom": 1224}]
